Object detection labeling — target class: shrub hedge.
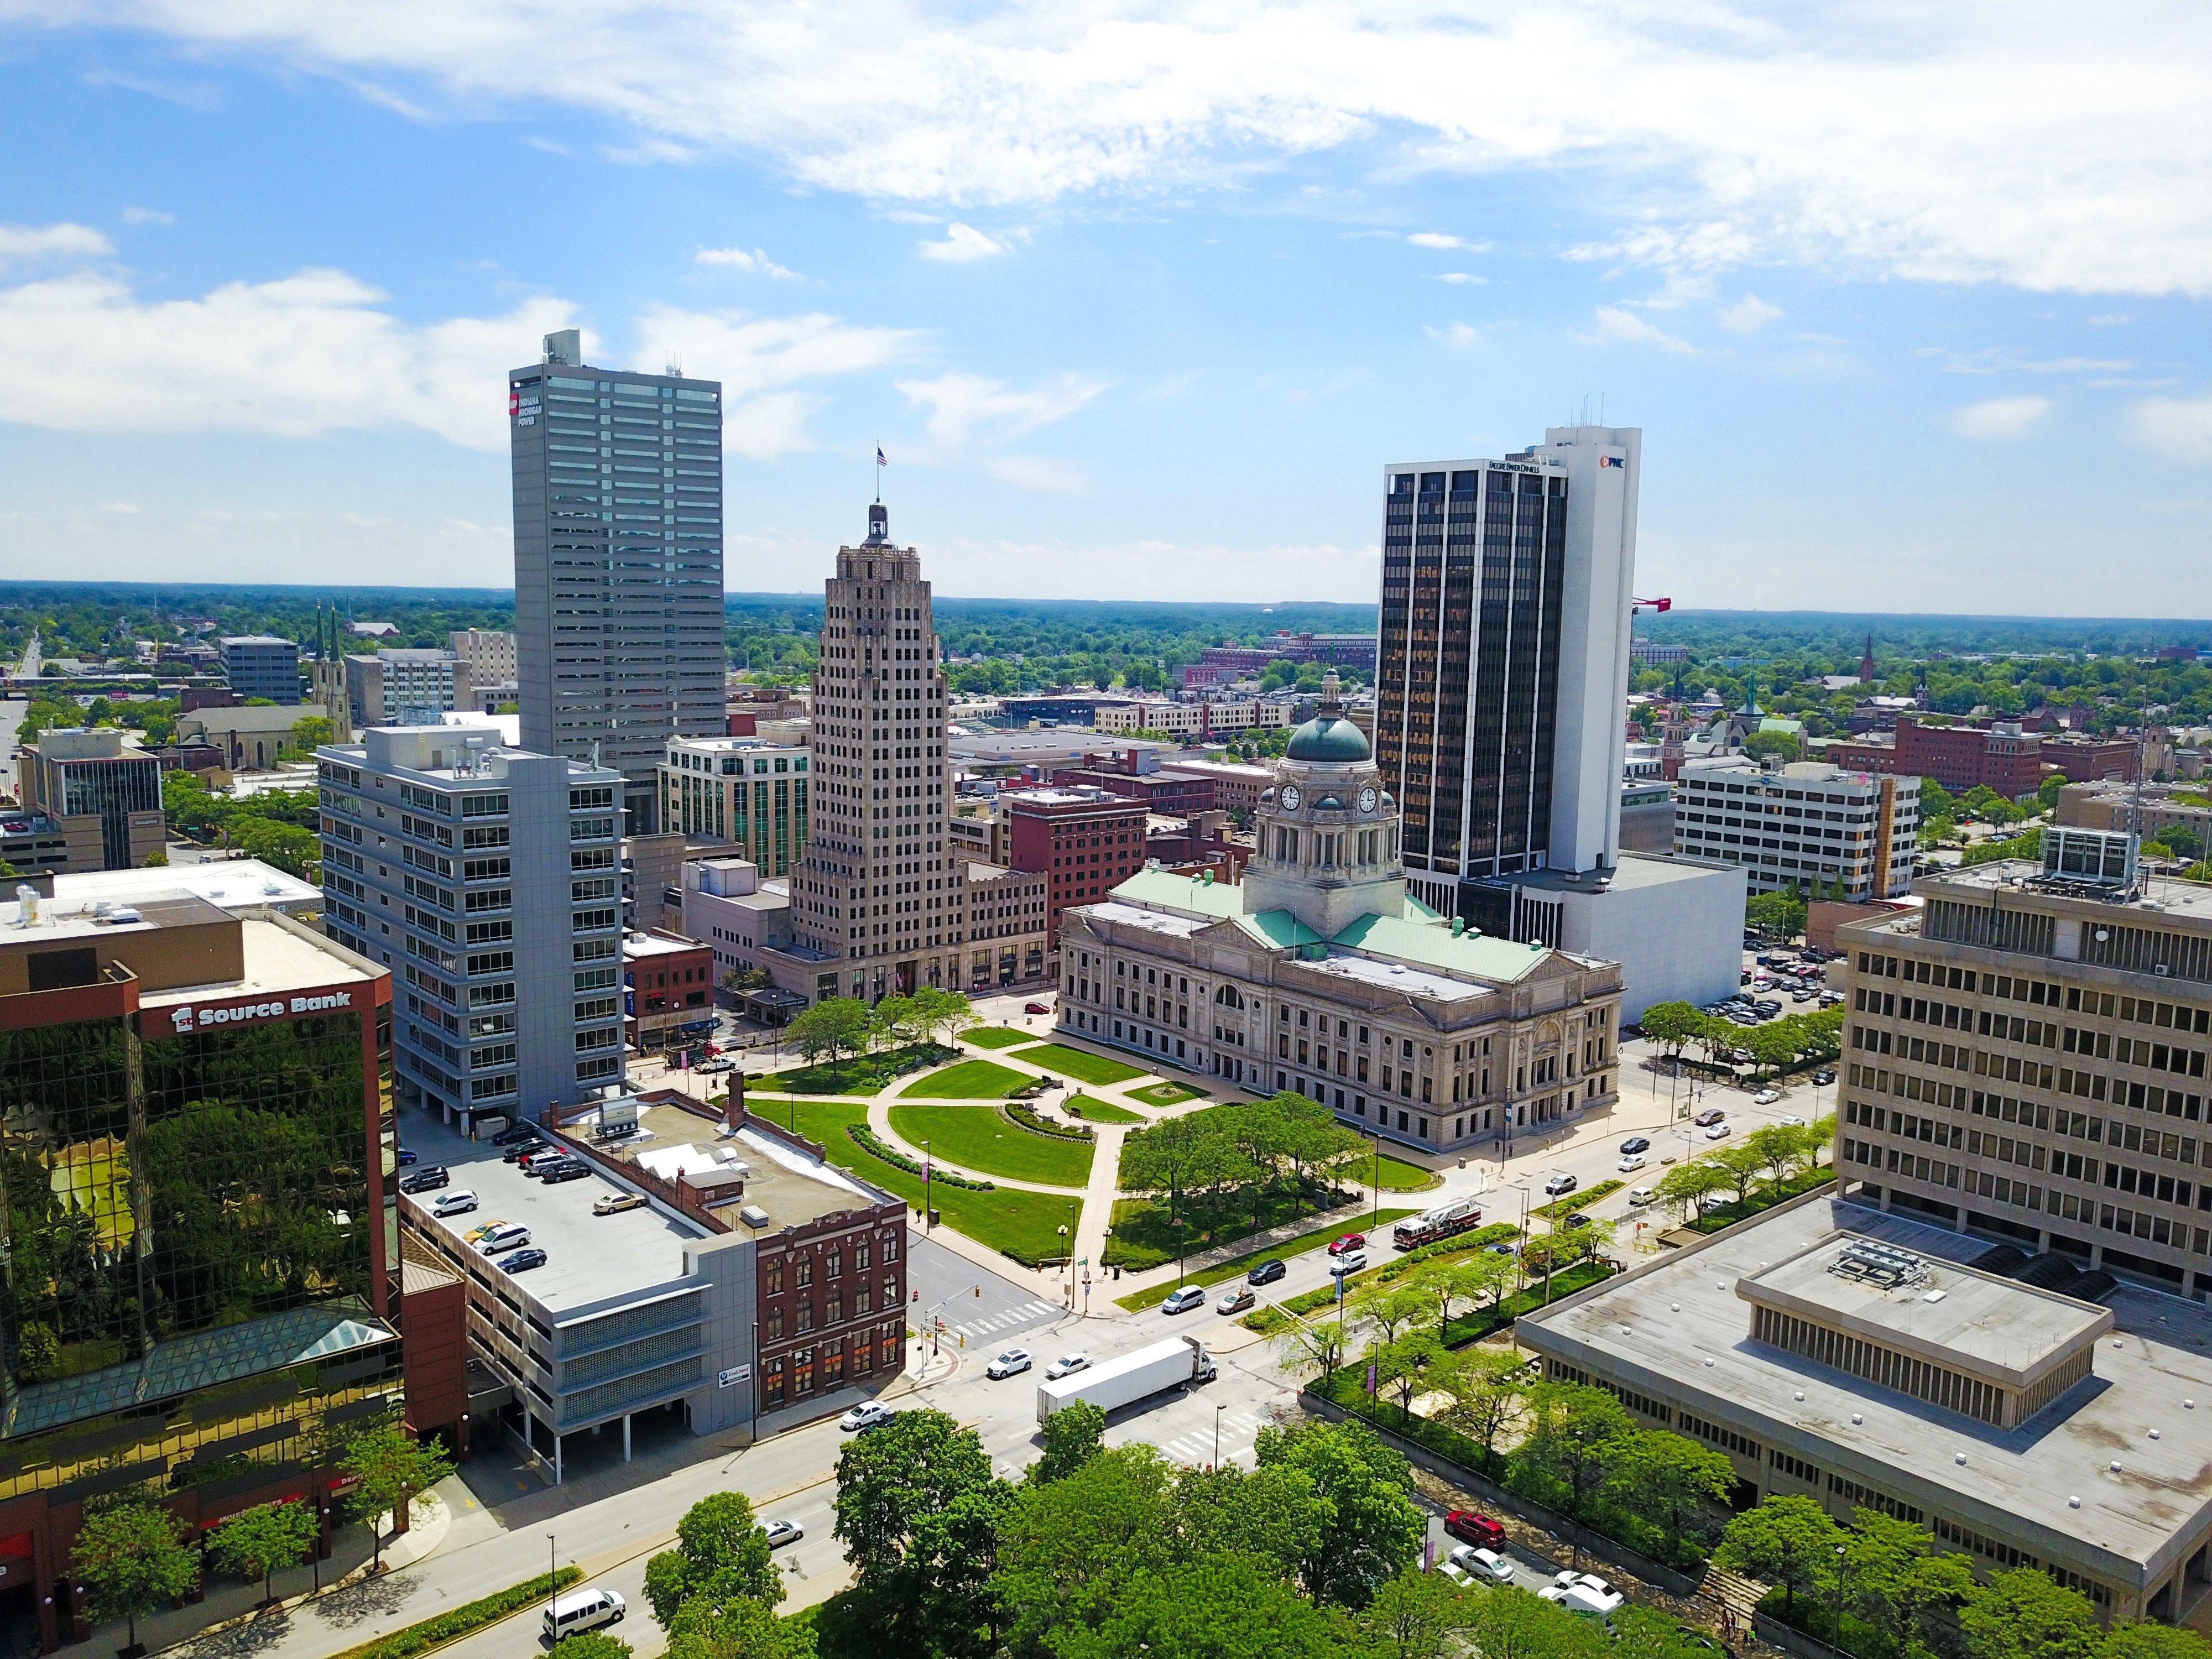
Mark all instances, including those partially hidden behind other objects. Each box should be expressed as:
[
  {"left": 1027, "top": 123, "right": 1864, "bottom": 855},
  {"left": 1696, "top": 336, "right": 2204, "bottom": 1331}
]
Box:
[
  {"left": 1006, "top": 1102, "right": 1093, "bottom": 1142},
  {"left": 1243, "top": 1222, "right": 1522, "bottom": 1331},
  {"left": 330, "top": 1568, "right": 583, "bottom": 1659},
  {"left": 848, "top": 1124, "right": 995, "bottom": 1190}
]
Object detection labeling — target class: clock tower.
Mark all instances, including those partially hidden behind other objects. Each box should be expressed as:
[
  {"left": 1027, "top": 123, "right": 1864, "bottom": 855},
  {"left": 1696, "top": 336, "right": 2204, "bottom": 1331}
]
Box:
[{"left": 1241, "top": 688, "right": 1408, "bottom": 938}]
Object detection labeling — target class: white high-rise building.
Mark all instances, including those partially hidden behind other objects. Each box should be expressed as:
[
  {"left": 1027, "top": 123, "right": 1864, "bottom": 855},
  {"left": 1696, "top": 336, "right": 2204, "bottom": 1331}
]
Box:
[
  {"left": 509, "top": 328, "right": 726, "bottom": 833},
  {"left": 1374, "top": 425, "right": 1640, "bottom": 913}
]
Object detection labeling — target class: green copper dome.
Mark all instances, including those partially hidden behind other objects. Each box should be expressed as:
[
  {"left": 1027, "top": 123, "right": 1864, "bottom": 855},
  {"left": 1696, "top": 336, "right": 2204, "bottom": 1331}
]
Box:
[{"left": 1285, "top": 709, "right": 1371, "bottom": 763}]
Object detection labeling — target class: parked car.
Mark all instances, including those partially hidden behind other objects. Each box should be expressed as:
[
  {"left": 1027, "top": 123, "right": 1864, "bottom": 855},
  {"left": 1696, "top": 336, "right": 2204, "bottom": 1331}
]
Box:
[
  {"left": 1563, "top": 1212, "right": 1591, "bottom": 1230},
  {"left": 1215, "top": 1285, "right": 1256, "bottom": 1315},
  {"left": 519, "top": 1146, "right": 567, "bottom": 1172},
  {"left": 462, "top": 1220, "right": 505, "bottom": 1244},
  {"left": 1248, "top": 1258, "right": 1288, "bottom": 1287},
  {"left": 1162, "top": 1286, "right": 1208, "bottom": 1315},
  {"left": 1753, "top": 1088, "right": 1782, "bottom": 1105},
  {"left": 594, "top": 1192, "right": 648, "bottom": 1215},
  {"left": 1327, "top": 1232, "right": 1366, "bottom": 1256},
  {"left": 431, "top": 1189, "right": 478, "bottom": 1217},
  {"left": 1628, "top": 1186, "right": 1656, "bottom": 1207},
  {"left": 501, "top": 1248, "right": 548, "bottom": 1273},
  {"left": 1329, "top": 1250, "right": 1369, "bottom": 1276},
  {"left": 503, "top": 1139, "right": 549, "bottom": 1164},
  {"left": 1543, "top": 1172, "right": 1578, "bottom": 1196},
  {"left": 1556, "top": 1572, "right": 1618, "bottom": 1600},
  {"left": 1619, "top": 1135, "right": 1651, "bottom": 1155},
  {"left": 1693, "top": 1108, "right": 1726, "bottom": 1128},
  {"left": 1618, "top": 1152, "right": 1648, "bottom": 1173},
  {"left": 545, "top": 1588, "right": 625, "bottom": 1642},
  {"left": 1780, "top": 1113, "right": 1809, "bottom": 1127},
  {"left": 1444, "top": 1511, "right": 1506, "bottom": 1548},
  {"left": 839, "top": 1401, "right": 895, "bottom": 1432},
  {"left": 1813, "top": 1069, "right": 1836, "bottom": 1084},
  {"left": 475, "top": 1222, "right": 531, "bottom": 1255},
  {"left": 695, "top": 1057, "right": 737, "bottom": 1074},
  {"left": 986, "top": 1348, "right": 1032, "bottom": 1379},
  {"left": 761, "top": 1520, "right": 804, "bottom": 1550},
  {"left": 1434, "top": 1561, "right": 1474, "bottom": 1588},
  {"left": 399, "top": 1166, "right": 448, "bottom": 1193},
  {"left": 540, "top": 1160, "right": 591, "bottom": 1184},
  {"left": 395, "top": 1146, "right": 418, "bottom": 1166},
  {"left": 1452, "top": 1545, "right": 1516, "bottom": 1583},
  {"left": 1044, "top": 1353, "right": 1093, "bottom": 1380},
  {"left": 1705, "top": 1121, "right": 1734, "bottom": 1140},
  {"left": 493, "top": 1122, "right": 540, "bottom": 1147},
  {"left": 1024, "top": 1001, "right": 1052, "bottom": 1015}
]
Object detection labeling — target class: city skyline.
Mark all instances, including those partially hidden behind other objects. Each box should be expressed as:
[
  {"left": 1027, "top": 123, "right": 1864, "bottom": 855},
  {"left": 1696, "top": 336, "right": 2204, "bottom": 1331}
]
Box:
[{"left": 2, "top": 7, "right": 2210, "bottom": 612}]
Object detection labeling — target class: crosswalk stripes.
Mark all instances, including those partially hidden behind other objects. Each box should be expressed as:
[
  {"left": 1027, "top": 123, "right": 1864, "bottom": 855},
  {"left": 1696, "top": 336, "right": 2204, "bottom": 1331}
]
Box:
[
  {"left": 951, "top": 1298, "right": 1060, "bottom": 1340},
  {"left": 1155, "top": 1411, "right": 1267, "bottom": 1468}
]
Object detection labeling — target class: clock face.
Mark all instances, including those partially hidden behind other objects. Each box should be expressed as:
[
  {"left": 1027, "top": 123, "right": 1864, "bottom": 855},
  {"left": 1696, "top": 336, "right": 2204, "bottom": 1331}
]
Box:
[
  {"left": 1359, "top": 786, "right": 1379, "bottom": 813},
  {"left": 1279, "top": 784, "right": 1303, "bottom": 811}
]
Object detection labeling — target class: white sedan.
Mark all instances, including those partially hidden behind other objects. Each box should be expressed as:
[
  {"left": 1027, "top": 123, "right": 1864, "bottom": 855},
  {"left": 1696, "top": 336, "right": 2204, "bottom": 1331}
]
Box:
[
  {"left": 1704, "top": 1121, "right": 1734, "bottom": 1139},
  {"left": 761, "top": 1519, "right": 805, "bottom": 1549},
  {"left": 1618, "top": 1152, "right": 1648, "bottom": 1172},
  {"left": 1753, "top": 1089, "right": 1783, "bottom": 1105},
  {"left": 1452, "top": 1545, "right": 1516, "bottom": 1583},
  {"left": 986, "top": 1348, "right": 1032, "bottom": 1379},
  {"left": 839, "top": 1401, "right": 894, "bottom": 1432},
  {"left": 1044, "top": 1352, "right": 1093, "bottom": 1380}
]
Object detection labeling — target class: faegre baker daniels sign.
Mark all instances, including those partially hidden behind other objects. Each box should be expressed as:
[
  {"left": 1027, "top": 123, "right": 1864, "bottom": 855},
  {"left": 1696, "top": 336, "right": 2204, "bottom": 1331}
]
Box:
[{"left": 170, "top": 990, "right": 357, "bottom": 1032}]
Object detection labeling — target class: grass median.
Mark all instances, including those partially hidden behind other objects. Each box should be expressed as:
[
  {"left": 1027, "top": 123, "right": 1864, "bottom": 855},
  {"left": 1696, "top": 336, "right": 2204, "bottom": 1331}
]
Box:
[
  {"left": 886, "top": 1102, "right": 1093, "bottom": 1187},
  {"left": 1011, "top": 1043, "right": 1148, "bottom": 1086},
  {"left": 1066, "top": 1094, "right": 1145, "bottom": 1124},
  {"left": 1128, "top": 1079, "right": 1205, "bottom": 1106},
  {"left": 1114, "top": 1207, "right": 1418, "bottom": 1311},
  {"left": 330, "top": 1567, "right": 582, "bottom": 1659},
  {"left": 896, "top": 1058, "right": 1032, "bottom": 1099},
  {"left": 964, "top": 1026, "right": 1032, "bottom": 1050}
]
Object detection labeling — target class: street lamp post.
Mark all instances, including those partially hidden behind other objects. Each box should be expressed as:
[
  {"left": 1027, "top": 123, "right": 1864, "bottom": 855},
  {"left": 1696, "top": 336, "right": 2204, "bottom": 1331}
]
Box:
[
  {"left": 547, "top": 1534, "right": 558, "bottom": 1614},
  {"left": 924, "top": 1140, "right": 932, "bottom": 1229},
  {"left": 1370, "top": 1133, "right": 1380, "bottom": 1230},
  {"left": 1214, "top": 1401, "right": 1227, "bottom": 1468},
  {"left": 1832, "top": 1542, "right": 1848, "bottom": 1655}
]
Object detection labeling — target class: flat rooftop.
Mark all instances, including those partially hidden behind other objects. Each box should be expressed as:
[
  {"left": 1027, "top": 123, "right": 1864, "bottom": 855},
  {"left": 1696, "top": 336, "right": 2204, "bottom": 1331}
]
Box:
[
  {"left": 596, "top": 1098, "right": 891, "bottom": 1235},
  {"left": 400, "top": 1111, "right": 712, "bottom": 1318},
  {"left": 1916, "top": 860, "right": 2212, "bottom": 924},
  {"left": 1504, "top": 852, "right": 1748, "bottom": 895},
  {"left": 1, "top": 890, "right": 226, "bottom": 945},
  {"left": 50, "top": 860, "right": 320, "bottom": 915},
  {"left": 1738, "top": 1237, "right": 2111, "bottom": 1390},
  {"left": 1520, "top": 1194, "right": 2212, "bottom": 1582}
]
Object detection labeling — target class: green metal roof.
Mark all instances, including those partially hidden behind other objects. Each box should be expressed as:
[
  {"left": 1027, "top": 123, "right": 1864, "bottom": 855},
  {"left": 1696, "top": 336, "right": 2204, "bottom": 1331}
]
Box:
[{"left": 1285, "top": 712, "right": 1371, "bottom": 763}]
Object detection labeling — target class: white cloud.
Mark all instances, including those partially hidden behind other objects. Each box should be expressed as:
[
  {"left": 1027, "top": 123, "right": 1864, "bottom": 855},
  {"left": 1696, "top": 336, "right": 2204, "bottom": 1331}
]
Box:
[
  {"left": 100, "top": 501, "right": 139, "bottom": 513},
  {"left": 1407, "top": 232, "right": 1486, "bottom": 251},
  {"left": 56, "top": 2, "right": 2212, "bottom": 295},
  {"left": 987, "top": 455, "right": 1089, "bottom": 492},
  {"left": 1434, "top": 272, "right": 1485, "bottom": 284},
  {"left": 2133, "top": 397, "right": 2212, "bottom": 465},
  {"left": 2089, "top": 313, "right": 2131, "bottom": 327},
  {"left": 119, "top": 206, "right": 174, "bottom": 226},
  {"left": 1427, "top": 322, "right": 1481, "bottom": 349},
  {"left": 919, "top": 223, "right": 1009, "bottom": 262},
  {"left": 696, "top": 245, "right": 800, "bottom": 279},
  {"left": 1588, "top": 306, "right": 1692, "bottom": 353},
  {"left": 1718, "top": 294, "right": 1782, "bottom": 333},
  {"left": 896, "top": 370, "right": 1106, "bottom": 451},
  {"left": 0, "top": 265, "right": 917, "bottom": 455},
  {"left": 0, "top": 222, "right": 114, "bottom": 267},
  {"left": 1947, "top": 395, "right": 2051, "bottom": 440}
]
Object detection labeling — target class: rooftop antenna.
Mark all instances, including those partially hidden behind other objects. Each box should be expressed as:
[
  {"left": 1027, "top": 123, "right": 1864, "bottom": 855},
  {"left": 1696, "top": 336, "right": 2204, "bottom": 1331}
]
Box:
[{"left": 665, "top": 353, "right": 682, "bottom": 378}]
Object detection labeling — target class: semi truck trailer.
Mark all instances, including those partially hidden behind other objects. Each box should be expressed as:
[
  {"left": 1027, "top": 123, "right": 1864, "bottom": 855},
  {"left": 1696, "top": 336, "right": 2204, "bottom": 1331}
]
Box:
[{"left": 1036, "top": 1335, "right": 1215, "bottom": 1424}]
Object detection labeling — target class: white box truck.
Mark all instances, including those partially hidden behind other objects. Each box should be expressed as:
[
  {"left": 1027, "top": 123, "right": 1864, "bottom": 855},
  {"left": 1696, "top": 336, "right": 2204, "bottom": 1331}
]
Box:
[{"left": 1036, "top": 1335, "right": 1215, "bottom": 1424}]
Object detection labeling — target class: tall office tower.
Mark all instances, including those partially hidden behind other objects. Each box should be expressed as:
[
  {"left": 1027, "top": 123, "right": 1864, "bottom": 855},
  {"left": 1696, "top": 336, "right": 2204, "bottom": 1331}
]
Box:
[
  {"left": 790, "top": 504, "right": 971, "bottom": 1003},
  {"left": 317, "top": 724, "right": 627, "bottom": 1126},
  {"left": 1375, "top": 426, "right": 1640, "bottom": 916},
  {"left": 510, "top": 328, "right": 726, "bottom": 833}
]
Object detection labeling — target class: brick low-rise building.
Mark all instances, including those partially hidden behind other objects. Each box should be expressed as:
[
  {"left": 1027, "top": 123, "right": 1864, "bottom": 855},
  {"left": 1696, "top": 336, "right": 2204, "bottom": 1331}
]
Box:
[
  {"left": 1003, "top": 786, "right": 1150, "bottom": 946},
  {"left": 625, "top": 927, "right": 716, "bottom": 1053}
]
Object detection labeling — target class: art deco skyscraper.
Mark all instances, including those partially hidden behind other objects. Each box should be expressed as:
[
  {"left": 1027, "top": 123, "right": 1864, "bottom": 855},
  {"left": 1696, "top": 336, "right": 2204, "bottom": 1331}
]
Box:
[
  {"left": 790, "top": 504, "right": 978, "bottom": 1002},
  {"left": 509, "top": 328, "right": 726, "bottom": 832},
  {"left": 1374, "top": 426, "right": 1640, "bottom": 916}
]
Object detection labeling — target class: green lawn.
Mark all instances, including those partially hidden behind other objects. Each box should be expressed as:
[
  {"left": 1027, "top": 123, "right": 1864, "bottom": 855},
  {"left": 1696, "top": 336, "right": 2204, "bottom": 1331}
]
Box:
[
  {"left": 1065, "top": 1094, "right": 1145, "bottom": 1125},
  {"left": 764, "top": 1098, "right": 1079, "bottom": 1265},
  {"left": 1011, "top": 1043, "right": 1148, "bottom": 1086},
  {"left": 1115, "top": 1208, "right": 1418, "bottom": 1311},
  {"left": 886, "top": 1103, "right": 1093, "bottom": 1187},
  {"left": 896, "top": 1058, "right": 1032, "bottom": 1099},
  {"left": 1128, "top": 1080, "right": 1205, "bottom": 1106},
  {"left": 1103, "top": 1185, "right": 1359, "bottom": 1269},
  {"left": 963, "top": 1026, "right": 1034, "bottom": 1050},
  {"left": 1366, "top": 1151, "right": 1443, "bottom": 1192},
  {"left": 761, "top": 1043, "right": 953, "bottom": 1095}
]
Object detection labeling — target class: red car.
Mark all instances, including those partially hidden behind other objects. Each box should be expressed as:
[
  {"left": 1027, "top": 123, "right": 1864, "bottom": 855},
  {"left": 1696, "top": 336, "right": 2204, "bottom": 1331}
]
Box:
[
  {"left": 1327, "top": 1232, "right": 1366, "bottom": 1256},
  {"left": 1024, "top": 1001, "right": 1052, "bottom": 1015},
  {"left": 1445, "top": 1511, "right": 1506, "bottom": 1548}
]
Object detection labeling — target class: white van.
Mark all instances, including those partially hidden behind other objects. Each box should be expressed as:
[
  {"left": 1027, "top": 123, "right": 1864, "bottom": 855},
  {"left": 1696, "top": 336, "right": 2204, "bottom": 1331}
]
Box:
[
  {"left": 544, "top": 1588, "right": 625, "bottom": 1640},
  {"left": 474, "top": 1222, "right": 531, "bottom": 1255}
]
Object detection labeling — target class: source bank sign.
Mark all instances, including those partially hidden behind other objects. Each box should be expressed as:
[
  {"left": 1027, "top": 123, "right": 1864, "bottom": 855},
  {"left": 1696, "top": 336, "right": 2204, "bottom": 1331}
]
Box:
[{"left": 171, "top": 989, "right": 357, "bottom": 1032}]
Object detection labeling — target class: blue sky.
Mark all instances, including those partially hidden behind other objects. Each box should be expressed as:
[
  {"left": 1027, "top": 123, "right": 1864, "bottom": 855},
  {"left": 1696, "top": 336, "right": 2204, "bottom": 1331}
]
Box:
[{"left": 3, "top": 2, "right": 2210, "bottom": 612}]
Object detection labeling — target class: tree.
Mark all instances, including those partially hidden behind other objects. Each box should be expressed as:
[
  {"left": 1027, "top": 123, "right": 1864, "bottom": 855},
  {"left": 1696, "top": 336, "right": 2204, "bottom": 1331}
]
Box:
[
  {"left": 1253, "top": 1417, "right": 1424, "bottom": 1610},
  {"left": 1746, "top": 889, "right": 1808, "bottom": 941},
  {"left": 1708, "top": 1142, "right": 1770, "bottom": 1207},
  {"left": 1608, "top": 1430, "right": 1735, "bottom": 1561},
  {"left": 1034, "top": 1400, "right": 1106, "bottom": 1484},
  {"left": 1651, "top": 1159, "right": 1733, "bottom": 1223},
  {"left": 1743, "top": 729, "right": 1802, "bottom": 764},
  {"left": 668, "top": 1594, "right": 816, "bottom": 1659},
  {"left": 206, "top": 1499, "right": 319, "bottom": 1604},
  {"left": 338, "top": 1422, "right": 454, "bottom": 1568},
  {"left": 72, "top": 1499, "right": 196, "bottom": 1651},
  {"left": 1511, "top": 1385, "right": 1632, "bottom": 1561},
  {"left": 831, "top": 1409, "right": 1010, "bottom": 1659},
  {"left": 1715, "top": 1494, "right": 1841, "bottom": 1616},
  {"left": 873, "top": 994, "right": 926, "bottom": 1048},
  {"left": 1465, "top": 1585, "right": 1610, "bottom": 1659},
  {"left": 914, "top": 987, "right": 978, "bottom": 1047},
  {"left": 1072, "top": 1554, "right": 1348, "bottom": 1659},
  {"left": 789, "top": 998, "right": 875, "bottom": 1070},
  {"left": 990, "top": 1444, "right": 1177, "bottom": 1658},
  {"left": 643, "top": 1491, "right": 783, "bottom": 1627},
  {"left": 1354, "top": 1281, "right": 1435, "bottom": 1351},
  {"left": 1745, "top": 1123, "right": 1801, "bottom": 1186},
  {"left": 1746, "top": 1020, "right": 1804, "bottom": 1078},
  {"left": 1436, "top": 1346, "right": 1528, "bottom": 1472},
  {"left": 1638, "top": 1002, "right": 1705, "bottom": 1063},
  {"left": 1836, "top": 1509, "right": 1974, "bottom": 1657},
  {"left": 1370, "top": 1331, "right": 1446, "bottom": 1419},
  {"left": 1358, "top": 1567, "right": 1478, "bottom": 1659},
  {"left": 557, "top": 1636, "right": 634, "bottom": 1659},
  {"left": 2103, "top": 1626, "right": 2212, "bottom": 1659},
  {"left": 1959, "top": 1568, "right": 2105, "bottom": 1659}
]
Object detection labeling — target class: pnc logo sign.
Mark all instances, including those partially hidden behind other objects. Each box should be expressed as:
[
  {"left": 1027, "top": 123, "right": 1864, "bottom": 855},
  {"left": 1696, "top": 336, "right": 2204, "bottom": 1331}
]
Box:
[{"left": 169, "top": 990, "right": 356, "bottom": 1032}]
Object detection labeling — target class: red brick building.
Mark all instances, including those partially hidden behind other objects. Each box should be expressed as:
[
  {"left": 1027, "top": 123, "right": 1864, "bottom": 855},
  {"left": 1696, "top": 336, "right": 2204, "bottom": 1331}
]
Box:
[
  {"left": 1004, "top": 786, "right": 1150, "bottom": 944},
  {"left": 1828, "top": 716, "right": 2138, "bottom": 797},
  {"left": 624, "top": 928, "right": 715, "bottom": 1053},
  {"left": 1051, "top": 750, "right": 1216, "bottom": 815}
]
